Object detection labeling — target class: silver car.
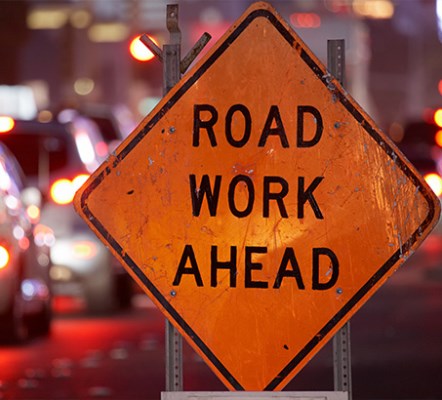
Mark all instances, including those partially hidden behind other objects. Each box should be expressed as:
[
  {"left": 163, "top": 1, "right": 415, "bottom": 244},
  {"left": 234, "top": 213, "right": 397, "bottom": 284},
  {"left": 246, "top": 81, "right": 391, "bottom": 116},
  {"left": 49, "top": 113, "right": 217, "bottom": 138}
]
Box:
[{"left": 0, "top": 140, "right": 52, "bottom": 342}]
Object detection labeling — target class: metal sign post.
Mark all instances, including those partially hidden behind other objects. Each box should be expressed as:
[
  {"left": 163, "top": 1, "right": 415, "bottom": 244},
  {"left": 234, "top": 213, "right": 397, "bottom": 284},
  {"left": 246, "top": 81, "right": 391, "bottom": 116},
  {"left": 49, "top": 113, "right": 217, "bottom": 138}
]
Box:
[
  {"left": 163, "top": 5, "right": 183, "bottom": 392},
  {"left": 328, "top": 39, "right": 352, "bottom": 400},
  {"left": 140, "top": 4, "right": 211, "bottom": 392}
]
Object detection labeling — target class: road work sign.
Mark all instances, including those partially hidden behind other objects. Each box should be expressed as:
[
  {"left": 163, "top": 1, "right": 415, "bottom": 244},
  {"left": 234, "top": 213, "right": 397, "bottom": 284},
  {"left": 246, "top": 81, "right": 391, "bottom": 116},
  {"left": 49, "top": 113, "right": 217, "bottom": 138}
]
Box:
[{"left": 74, "top": 1, "right": 440, "bottom": 392}]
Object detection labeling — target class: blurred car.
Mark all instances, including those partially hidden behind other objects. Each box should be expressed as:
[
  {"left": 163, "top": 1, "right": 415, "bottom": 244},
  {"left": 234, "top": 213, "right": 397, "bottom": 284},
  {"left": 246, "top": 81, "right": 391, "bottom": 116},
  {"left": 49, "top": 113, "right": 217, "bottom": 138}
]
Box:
[
  {"left": 75, "top": 104, "right": 135, "bottom": 152},
  {"left": 0, "top": 117, "right": 133, "bottom": 314},
  {"left": 396, "top": 119, "right": 442, "bottom": 198},
  {"left": 395, "top": 118, "right": 442, "bottom": 268},
  {"left": 0, "top": 140, "right": 52, "bottom": 342},
  {"left": 57, "top": 108, "right": 109, "bottom": 173}
]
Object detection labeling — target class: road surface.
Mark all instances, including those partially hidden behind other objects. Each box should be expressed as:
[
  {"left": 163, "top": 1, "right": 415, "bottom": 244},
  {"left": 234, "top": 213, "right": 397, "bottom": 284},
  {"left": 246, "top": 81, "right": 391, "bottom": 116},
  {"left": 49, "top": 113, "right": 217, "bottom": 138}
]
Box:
[{"left": 0, "top": 240, "right": 441, "bottom": 399}]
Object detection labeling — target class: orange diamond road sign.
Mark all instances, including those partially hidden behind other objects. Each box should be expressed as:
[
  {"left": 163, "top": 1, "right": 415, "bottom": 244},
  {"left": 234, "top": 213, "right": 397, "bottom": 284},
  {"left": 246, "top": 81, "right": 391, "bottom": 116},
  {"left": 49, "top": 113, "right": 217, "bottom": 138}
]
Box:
[{"left": 74, "top": 1, "right": 440, "bottom": 392}]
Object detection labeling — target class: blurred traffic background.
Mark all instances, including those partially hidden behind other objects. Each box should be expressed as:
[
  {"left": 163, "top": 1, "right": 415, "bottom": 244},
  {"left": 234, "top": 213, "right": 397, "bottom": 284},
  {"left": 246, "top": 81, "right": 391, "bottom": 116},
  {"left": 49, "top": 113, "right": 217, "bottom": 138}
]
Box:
[{"left": 0, "top": 0, "right": 442, "bottom": 399}]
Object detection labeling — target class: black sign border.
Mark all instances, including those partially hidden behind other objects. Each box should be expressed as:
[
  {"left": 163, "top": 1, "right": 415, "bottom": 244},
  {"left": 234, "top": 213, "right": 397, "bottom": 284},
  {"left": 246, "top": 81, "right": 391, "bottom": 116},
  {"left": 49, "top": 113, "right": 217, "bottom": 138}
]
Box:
[{"left": 80, "top": 6, "right": 438, "bottom": 391}]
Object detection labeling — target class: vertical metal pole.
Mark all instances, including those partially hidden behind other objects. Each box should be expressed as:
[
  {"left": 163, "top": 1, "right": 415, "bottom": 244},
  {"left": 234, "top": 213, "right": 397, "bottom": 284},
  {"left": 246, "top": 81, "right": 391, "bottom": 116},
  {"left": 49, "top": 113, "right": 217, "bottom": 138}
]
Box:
[
  {"left": 164, "top": 4, "right": 183, "bottom": 393},
  {"left": 333, "top": 322, "right": 352, "bottom": 397},
  {"left": 165, "top": 320, "right": 183, "bottom": 391},
  {"left": 328, "top": 39, "right": 352, "bottom": 400},
  {"left": 163, "top": 43, "right": 181, "bottom": 93},
  {"left": 328, "top": 39, "right": 345, "bottom": 86},
  {"left": 141, "top": 4, "right": 210, "bottom": 393}
]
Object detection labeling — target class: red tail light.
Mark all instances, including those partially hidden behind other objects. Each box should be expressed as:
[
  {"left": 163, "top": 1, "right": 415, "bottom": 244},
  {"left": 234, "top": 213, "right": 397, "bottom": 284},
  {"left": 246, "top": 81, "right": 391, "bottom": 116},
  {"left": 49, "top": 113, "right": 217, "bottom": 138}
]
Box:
[
  {"left": 435, "top": 130, "right": 442, "bottom": 147},
  {"left": 434, "top": 108, "right": 442, "bottom": 128},
  {"left": 424, "top": 173, "right": 442, "bottom": 197},
  {"left": 50, "top": 174, "right": 89, "bottom": 205},
  {"left": 0, "top": 116, "right": 15, "bottom": 133},
  {"left": 0, "top": 244, "right": 10, "bottom": 270}
]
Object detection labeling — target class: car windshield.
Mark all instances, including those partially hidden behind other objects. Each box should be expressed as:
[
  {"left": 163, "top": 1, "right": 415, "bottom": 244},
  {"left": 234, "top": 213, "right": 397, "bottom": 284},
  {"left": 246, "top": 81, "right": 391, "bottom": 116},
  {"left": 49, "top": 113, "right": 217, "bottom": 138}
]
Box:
[
  {"left": 1, "top": 132, "right": 69, "bottom": 178},
  {"left": 88, "top": 115, "right": 120, "bottom": 143},
  {"left": 0, "top": 121, "right": 87, "bottom": 194}
]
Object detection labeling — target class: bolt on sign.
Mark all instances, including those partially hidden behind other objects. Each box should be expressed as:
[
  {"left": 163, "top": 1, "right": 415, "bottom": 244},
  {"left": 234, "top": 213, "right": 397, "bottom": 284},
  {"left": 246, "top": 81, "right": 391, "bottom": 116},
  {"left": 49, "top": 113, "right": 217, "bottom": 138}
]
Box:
[{"left": 74, "top": 1, "right": 440, "bottom": 392}]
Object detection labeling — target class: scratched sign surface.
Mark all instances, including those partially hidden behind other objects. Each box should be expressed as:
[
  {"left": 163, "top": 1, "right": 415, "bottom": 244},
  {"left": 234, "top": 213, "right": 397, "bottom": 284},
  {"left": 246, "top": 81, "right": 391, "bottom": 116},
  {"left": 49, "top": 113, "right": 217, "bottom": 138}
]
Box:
[{"left": 74, "top": 2, "right": 440, "bottom": 391}]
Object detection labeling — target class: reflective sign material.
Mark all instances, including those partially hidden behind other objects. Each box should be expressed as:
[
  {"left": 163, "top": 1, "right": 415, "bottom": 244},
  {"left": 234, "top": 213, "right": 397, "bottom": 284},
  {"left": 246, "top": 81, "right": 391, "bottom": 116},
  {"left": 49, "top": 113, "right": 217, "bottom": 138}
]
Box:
[{"left": 74, "top": 2, "right": 440, "bottom": 391}]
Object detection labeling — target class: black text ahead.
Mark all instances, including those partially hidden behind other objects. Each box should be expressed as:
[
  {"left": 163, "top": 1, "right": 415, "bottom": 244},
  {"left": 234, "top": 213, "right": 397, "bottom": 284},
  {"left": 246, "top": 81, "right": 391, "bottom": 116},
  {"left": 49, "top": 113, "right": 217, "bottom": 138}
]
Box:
[{"left": 173, "top": 103, "right": 339, "bottom": 291}]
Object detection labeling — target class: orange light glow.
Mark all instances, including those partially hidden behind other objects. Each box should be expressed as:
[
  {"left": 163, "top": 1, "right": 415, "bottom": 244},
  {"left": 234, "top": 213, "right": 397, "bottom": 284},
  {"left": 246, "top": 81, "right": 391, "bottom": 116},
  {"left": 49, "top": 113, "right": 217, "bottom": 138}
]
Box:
[
  {"left": 50, "top": 178, "right": 73, "bottom": 205},
  {"left": 436, "top": 130, "right": 442, "bottom": 147},
  {"left": 424, "top": 173, "right": 442, "bottom": 197},
  {"left": 129, "top": 35, "right": 157, "bottom": 61},
  {"left": 434, "top": 109, "right": 442, "bottom": 128},
  {"left": 0, "top": 116, "right": 15, "bottom": 133},
  {"left": 0, "top": 245, "right": 10, "bottom": 269},
  {"left": 73, "top": 241, "right": 97, "bottom": 259},
  {"left": 50, "top": 174, "right": 89, "bottom": 205},
  {"left": 72, "top": 174, "right": 89, "bottom": 191},
  {"left": 26, "top": 204, "right": 40, "bottom": 222},
  {"left": 290, "top": 13, "right": 321, "bottom": 28}
]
